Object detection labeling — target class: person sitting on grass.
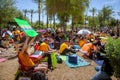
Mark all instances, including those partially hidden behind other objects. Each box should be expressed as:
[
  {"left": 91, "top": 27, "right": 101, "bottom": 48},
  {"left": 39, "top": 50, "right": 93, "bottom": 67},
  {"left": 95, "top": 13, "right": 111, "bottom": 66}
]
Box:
[
  {"left": 39, "top": 38, "right": 56, "bottom": 69},
  {"left": 14, "top": 36, "right": 48, "bottom": 74},
  {"left": 59, "top": 40, "right": 76, "bottom": 55}
]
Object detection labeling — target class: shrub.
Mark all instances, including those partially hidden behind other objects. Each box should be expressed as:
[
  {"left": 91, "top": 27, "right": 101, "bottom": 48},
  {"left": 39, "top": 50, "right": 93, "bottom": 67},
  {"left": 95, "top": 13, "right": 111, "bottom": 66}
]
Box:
[{"left": 105, "top": 37, "right": 120, "bottom": 78}]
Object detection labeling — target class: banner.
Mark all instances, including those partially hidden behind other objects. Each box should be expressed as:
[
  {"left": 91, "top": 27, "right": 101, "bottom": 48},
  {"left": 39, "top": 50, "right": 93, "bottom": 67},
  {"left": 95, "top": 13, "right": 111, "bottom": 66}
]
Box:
[{"left": 14, "top": 18, "right": 38, "bottom": 37}]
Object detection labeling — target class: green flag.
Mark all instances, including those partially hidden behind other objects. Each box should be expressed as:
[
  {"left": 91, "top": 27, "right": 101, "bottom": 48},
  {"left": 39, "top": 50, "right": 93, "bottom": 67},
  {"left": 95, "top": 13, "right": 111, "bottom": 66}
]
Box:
[{"left": 14, "top": 18, "right": 38, "bottom": 37}]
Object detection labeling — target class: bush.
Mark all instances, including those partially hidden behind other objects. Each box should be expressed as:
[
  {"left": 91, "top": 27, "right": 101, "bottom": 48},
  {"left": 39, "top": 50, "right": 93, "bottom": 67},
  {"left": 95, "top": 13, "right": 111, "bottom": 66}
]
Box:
[{"left": 105, "top": 37, "right": 120, "bottom": 78}]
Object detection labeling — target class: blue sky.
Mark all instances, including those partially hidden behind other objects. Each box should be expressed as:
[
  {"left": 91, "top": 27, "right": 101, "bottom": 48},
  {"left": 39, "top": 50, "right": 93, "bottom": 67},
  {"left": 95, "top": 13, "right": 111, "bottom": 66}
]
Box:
[
  {"left": 88, "top": 0, "right": 120, "bottom": 17},
  {"left": 16, "top": 0, "right": 120, "bottom": 23}
]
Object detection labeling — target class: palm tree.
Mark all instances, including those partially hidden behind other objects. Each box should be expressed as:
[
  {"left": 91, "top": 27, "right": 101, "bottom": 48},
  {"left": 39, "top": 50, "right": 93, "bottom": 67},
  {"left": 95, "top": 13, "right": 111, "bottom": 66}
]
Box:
[
  {"left": 45, "top": 0, "right": 89, "bottom": 32},
  {"left": 70, "top": 0, "right": 89, "bottom": 30},
  {"left": 46, "top": 14, "right": 49, "bottom": 28},
  {"left": 45, "top": 0, "right": 57, "bottom": 29},
  {"left": 97, "top": 6, "right": 113, "bottom": 28},
  {"left": 30, "top": 10, "right": 34, "bottom": 24},
  {"left": 102, "top": 6, "right": 113, "bottom": 26},
  {"left": 53, "top": 15, "right": 56, "bottom": 29},
  {"left": 28, "top": 9, "right": 37, "bottom": 25},
  {"left": 32, "top": 0, "right": 43, "bottom": 28},
  {"left": 90, "top": 8, "right": 97, "bottom": 28},
  {"left": 23, "top": 9, "right": 29, "bottom": 18}
]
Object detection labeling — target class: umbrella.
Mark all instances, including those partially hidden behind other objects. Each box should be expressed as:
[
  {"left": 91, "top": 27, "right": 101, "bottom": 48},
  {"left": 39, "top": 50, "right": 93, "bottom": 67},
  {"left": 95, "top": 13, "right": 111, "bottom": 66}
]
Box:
[{"left": 77, "top": 29, "right": 91, "bottom": 35}]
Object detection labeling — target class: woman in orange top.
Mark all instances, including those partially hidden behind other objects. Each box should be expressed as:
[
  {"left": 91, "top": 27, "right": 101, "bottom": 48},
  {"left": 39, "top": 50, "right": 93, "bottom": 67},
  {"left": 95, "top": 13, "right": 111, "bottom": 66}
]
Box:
[
  {"left": 15, "top": 36, "right": 47, "bottom": 73},
  {"left": 80, "top": 42, "right": 98, "bottom": 59}
]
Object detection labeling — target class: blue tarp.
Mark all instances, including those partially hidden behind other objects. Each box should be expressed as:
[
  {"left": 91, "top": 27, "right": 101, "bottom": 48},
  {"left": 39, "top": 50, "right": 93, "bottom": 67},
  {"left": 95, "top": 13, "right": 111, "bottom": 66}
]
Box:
[{"left": 64, "top": 54, "right": 90, "bottom": 68}]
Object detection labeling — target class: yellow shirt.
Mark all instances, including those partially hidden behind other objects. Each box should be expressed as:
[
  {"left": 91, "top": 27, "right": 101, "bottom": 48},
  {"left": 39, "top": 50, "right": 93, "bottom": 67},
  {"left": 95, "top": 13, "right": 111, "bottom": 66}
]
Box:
[
  {"left": 18, "top": 51, "right": 35, "bottom": 69},
  {"left": 12, "top": 30, "right": 20, "bottom": 41},
  {"left": 79, "top": 40, "right": 85, "bottom": 48},
  {"left": 39, "top": 42, "right": 49, "bottom": 51},
  {"left": 59, "top": 43, "right": 68, "bottom": 54}
]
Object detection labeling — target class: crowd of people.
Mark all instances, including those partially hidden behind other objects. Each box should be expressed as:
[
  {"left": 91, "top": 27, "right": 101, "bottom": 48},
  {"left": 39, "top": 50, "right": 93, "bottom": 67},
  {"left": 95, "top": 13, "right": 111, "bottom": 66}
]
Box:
[
  {"left": 0, "top": 27, "right": 24, "bottom": 48},
  {"left": 0, "top": 26, "right": 117, "bottom": 80}
]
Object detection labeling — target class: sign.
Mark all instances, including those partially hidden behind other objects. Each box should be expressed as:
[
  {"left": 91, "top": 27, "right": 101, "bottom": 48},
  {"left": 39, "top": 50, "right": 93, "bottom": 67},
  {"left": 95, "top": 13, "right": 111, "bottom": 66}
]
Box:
[{"left": 14, "top": 18, "right": 38, "bottom": 37}]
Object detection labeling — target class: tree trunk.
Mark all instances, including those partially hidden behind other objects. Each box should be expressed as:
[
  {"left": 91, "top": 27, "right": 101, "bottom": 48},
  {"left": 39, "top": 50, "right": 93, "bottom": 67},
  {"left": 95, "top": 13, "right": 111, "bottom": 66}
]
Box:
[
  {"left": 63, "top": 19, "right": 66, "bottom": 33},
  {"left": 38, "top": 0, "right": 41, "bottom": 28},
  {"left": 71, "top": 18, "right": 74, "bottom": 31},
  {"left": 53, "top": 15, "right": 56, "bottom": 29},
  {"left": 47, "top": 14, "right": 48, "bottom": 28},
  {"left": 63, "top": 16, "right": 67, "bottom": 33},
  {"left": 31, "top": 13, "right": 33, "bottom": 25}
]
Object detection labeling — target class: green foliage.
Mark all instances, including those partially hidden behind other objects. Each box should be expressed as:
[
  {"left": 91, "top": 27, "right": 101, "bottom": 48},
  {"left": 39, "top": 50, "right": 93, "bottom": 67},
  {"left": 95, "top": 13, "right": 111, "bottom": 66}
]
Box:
[
  {"left": 109, "top": 18, "right": 117, "bottom": 27},
  {"left": 0, "top": 0, "right": 25, "bottom": 28},
  {"left": 97, "top": 6, "right": 114, "bottom": 27},
  {"left": 45, "top": 0, "right": 89, "bottom": 31},
  {"left": 105, "top": 37, "right": 120, "bottom": 78},
  {"left": 88, "top": 16, "right": 99, "bottom": 27}
]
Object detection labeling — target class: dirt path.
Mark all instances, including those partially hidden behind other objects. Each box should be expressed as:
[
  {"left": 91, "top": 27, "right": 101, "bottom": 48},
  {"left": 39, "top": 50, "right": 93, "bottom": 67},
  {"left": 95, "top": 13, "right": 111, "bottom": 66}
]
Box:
[
  {"left": 48, "top": 61, "right": 97, "bottom": 80},
  {"left": 0, "top": 58, "right": 18, "bottom": 80},
  {"left": 0, "top": 58, "right": 96, "bottom": 80},
  {"left": 0, "top": 56, "right": 116, "bottom": 80}
]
